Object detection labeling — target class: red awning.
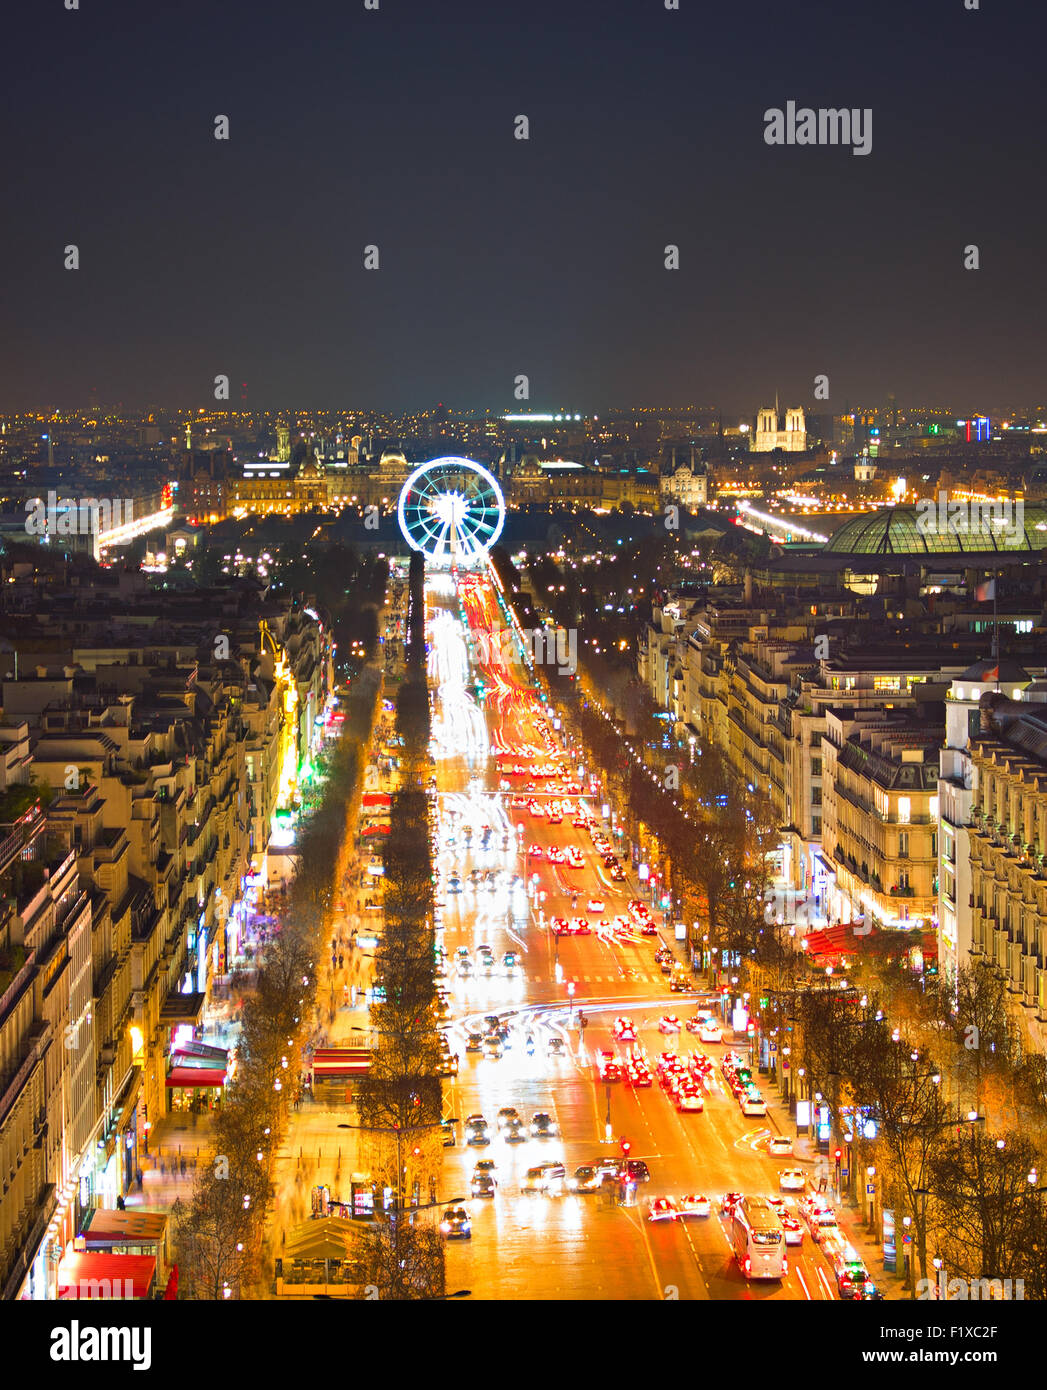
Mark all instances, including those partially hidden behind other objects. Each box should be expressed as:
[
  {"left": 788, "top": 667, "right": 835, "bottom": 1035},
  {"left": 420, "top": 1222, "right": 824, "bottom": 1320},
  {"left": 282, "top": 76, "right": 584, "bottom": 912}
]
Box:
[
  {"left": 80, "top": 1209, "right": 167, "bottom": 1247},
  {"left": 312, "top": 1048, "right": 371, "bottom": 1077},
  {"left": 166, "top": 1067, "right": 226, "bottom": 1087},
  {"left": 58, "top": 1253, "right": 156, "bottom": 1299},
  {"left": 361, "top": 793, "right": 392, "bottom": 808}
]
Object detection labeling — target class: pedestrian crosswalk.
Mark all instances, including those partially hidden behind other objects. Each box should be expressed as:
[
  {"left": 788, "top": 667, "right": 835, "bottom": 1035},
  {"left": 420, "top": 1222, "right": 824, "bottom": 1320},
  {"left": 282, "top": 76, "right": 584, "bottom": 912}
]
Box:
[{"left": 465, "top": 973, "right": 676, "bottom": 987}]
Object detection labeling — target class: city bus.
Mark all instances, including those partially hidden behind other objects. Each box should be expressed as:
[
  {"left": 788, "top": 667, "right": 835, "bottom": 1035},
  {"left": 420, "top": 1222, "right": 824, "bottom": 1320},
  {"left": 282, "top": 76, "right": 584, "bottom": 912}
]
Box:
[{"left": 731, "top": 1196, "right": 787, "bottom": 1280}]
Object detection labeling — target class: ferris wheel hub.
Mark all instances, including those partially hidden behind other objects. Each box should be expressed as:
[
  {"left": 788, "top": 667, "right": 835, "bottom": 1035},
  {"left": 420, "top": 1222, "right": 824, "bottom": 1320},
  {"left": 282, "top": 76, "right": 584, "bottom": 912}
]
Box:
[{"left": 397, "top": 456, "right": 506, "bottom": 565}]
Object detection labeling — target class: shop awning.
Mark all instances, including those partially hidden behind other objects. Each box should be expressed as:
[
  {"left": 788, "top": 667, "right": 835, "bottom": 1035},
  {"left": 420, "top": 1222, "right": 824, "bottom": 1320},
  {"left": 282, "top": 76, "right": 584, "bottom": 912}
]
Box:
[
  {"left": 166, "top": 1067, "right": 226, "bottom": 1087},
  {"left": 170, "top": 1042, "right": 228, "bottom": 1067},
  {"left": 361, "top": 793, "right": 392, "bottom": 808},
  {"left": 58, "top": 1252, "right": 156, "bottom": 1299},
  {"left": 312, "top": 1048, "right": 371, "bottom": 1078},
  {"left": 160, "top": 991, "right": 206, "bottom": 1024},
  {"left": 79, "top": 1209, "right": 168, "bottom": 1248}
]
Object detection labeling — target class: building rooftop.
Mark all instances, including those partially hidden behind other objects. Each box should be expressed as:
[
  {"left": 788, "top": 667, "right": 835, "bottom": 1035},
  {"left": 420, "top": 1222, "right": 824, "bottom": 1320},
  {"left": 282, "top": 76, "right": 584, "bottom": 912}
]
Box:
[{"left": 823, "top": 504, "right": 1047, "bottom": 556}]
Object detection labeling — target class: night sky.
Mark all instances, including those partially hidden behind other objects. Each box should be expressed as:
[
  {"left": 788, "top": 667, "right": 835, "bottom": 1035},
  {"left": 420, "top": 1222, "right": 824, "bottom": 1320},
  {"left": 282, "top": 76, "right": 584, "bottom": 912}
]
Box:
[{"left": 3, "top": 0, "right": 1045, "bottom": 415}]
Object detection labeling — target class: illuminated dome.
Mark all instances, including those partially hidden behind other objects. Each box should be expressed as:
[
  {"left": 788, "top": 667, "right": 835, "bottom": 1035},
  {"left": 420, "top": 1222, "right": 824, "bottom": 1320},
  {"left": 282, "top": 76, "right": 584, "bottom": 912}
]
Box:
[{"left": 823, "top": 504, "right": 1047, "bottom": 555}]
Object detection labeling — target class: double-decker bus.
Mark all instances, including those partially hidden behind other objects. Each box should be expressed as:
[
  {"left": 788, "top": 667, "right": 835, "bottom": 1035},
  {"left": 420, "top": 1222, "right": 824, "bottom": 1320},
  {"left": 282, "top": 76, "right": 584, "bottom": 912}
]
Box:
[{"left": 731, "top": 1196, "right": 787, "bottom": 1280}]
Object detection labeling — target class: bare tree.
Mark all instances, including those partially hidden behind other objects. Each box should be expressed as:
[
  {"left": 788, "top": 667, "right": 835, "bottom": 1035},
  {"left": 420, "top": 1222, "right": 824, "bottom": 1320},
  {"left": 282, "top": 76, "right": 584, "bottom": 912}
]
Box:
[{"left": 356, "top": 1217, "right": 446, "bottom": 1301}]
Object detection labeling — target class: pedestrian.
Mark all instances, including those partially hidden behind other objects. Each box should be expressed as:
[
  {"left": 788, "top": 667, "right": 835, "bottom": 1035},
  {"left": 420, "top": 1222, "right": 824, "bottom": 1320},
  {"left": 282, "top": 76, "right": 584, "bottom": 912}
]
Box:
[{"left": 180, "top": 1155, "right": 187, "bottom": 1176}]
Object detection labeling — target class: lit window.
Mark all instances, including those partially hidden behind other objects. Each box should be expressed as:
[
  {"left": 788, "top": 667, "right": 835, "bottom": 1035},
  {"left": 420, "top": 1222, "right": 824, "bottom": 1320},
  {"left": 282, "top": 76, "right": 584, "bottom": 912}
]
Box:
[
  {"left": 929, "top": 796, "right": 939, "bottom": 820},
  {"left": 898, "top": 797, "right": 911, "bottom": 824}
]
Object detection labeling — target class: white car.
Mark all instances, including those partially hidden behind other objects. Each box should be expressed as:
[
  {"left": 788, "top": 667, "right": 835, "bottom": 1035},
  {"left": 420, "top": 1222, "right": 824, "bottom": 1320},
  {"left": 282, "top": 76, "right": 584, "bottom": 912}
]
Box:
[
  {"left": 587, "top": 898, "right": 605, "bottom": 913},
  {"left": 740, "top": 1094, "right": 767, "bottom": 1116},
  {"left": 768, "top": 1135, "right": 793, "bottom": 1157},
  {"left": 677, "top": 1193, "right": 711, "bottom": 1218},
  {"left": 698, "top": 1020, "right": 723, "bottom": 1044},
  {"left": 779, "top": 1168, "right": 806, "bottom": 1192},
  {"left": 810, "top": 1215, "right": 840, "bottom": 1247},
  {"left": 658, "top": 1015, "right": 682, "bottom": 1034}
]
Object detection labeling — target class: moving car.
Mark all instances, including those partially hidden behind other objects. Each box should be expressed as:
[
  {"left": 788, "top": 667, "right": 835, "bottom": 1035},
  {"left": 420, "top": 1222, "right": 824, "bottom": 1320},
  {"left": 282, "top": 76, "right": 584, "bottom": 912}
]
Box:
[
  {"left": 465, "top": 1116, "right": 490, "bottom": 1146},
  {"left": 625, "top": 1159, "right": 651, "bottom": 1183},
  {"left": 677, "top": 1090, "right": 704, "bottom": 1113},
  {"left": 677, "top": 1194, "right": 711, "bottom": 1218},
  {"left": 780, "top": 1214, "right": 804, "bottom": 1246},
  {"left": 497, "top": 1107, "right": 521, "bottom": 1130},
  {"left": 483, "top": 1037, "right": 503, "bottom": 1060},
  {"left": 567, "top": 1165, "right": 601, "bottom": 1193},
  {"left": 779, "top": 1168, "right": 806, "bottom": 1192},
  {"left": 659, "top": 1015, "right": 682, "bottom": 1034},
  {"left": 546, "top": 1035, "right": 565, "bottom": 1055},
  {"left": 832, "top": 1244, "right": 873, "bottom": 1298},
  {"left": 440, "top": 1206, "right": 471, "bottom": 1239},
  {"left": 587, "top": 898, "right": 605, "bottom": 913},
  {"left": 522, "top": 1162, "right": 567, "bottom": 1194},
  {"left": 441, "top": 1119, "right": 457, "bottom": 1147},
  {"left": 720, "top": 1192, "right": 744, "bottom": 1216},
  {"left": 504, "top": 1119, "right": 527, "bottom": 1143},
  {"left": 698, "top": 1019, "right": 723, "bottom": 1043},
  {"left": 768, "top": 1135, "right": 793, "bottom": 1157},
  {"left": 647, "top": 1197, "right": 680, "bottom": 1222},
  {"left": 740, "top": 1093, "right": 767, "bottom": 1116},
  {"left": 530, "top": 1111, "right": 557, "bottom": 1137},
  {"left": 613, "top": 1017, "right": 637, "bottom": 1041},
  {"left": 471, "top": 1172, "right": 496, "bottom": 1198}
]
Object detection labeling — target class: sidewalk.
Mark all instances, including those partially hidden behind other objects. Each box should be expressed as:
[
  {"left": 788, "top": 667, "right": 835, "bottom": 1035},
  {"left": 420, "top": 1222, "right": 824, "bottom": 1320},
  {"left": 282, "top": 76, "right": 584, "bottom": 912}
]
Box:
[{"left": 259, "top": 703, "right": 394, "bottom": 1272}]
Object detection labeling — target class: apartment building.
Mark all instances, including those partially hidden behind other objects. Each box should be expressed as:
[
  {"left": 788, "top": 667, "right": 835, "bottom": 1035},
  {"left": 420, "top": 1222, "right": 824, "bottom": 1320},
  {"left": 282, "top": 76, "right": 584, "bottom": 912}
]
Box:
[
  {"left": 968, "top": 687, "right": 1047, "bottom": 1055},
  {"left": 0, "top": 579, "right": 332, "bottom": 1299},
  {"left": 820, "top": 707, "right": 943, "bottom": 937},
  {"left": 637, "top": 584, "right": 1047, "bottom": 949},
  {"left": 937, "top": 662, "right": 1035, "bottom": 985}
]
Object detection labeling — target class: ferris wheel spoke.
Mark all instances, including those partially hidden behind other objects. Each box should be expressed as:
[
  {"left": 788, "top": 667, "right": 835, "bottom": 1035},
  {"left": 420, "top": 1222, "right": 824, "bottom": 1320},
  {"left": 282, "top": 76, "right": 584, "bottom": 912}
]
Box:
[{"left": 397, "top": 457, "right": 505, "bottom": 564}]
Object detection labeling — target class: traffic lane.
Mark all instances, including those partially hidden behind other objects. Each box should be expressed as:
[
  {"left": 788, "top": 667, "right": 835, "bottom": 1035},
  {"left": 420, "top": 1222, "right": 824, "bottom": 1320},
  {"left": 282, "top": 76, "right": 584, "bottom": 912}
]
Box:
[
  {"left": 623, "top": 1033, "right": 837, "bottom": 1300},
  {"left": 444, "top": 1187, "right": 659, "bottom": 1300},
  {"left": 575, "top": 1016, "right": 821, "bottom": 1301},
  {"left": 443, "top": 1017, "right": 662, "bottom": 1299},
  {"left": 567, "top": 1020, "right": 712, "bottom": 1300}
]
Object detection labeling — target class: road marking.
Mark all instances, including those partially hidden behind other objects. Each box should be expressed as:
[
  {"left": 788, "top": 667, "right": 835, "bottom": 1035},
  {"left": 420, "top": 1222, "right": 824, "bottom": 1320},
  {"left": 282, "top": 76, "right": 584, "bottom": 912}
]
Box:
[{"left": 795, "top": 1267, "right": 813, "bottom": 1301}]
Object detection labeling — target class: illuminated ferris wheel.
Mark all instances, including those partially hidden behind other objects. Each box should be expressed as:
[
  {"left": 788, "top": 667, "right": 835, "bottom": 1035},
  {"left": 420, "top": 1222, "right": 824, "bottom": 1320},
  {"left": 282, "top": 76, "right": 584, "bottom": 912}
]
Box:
[{"left": 397, "top": 456, "right": 506, "bottom": 565}]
